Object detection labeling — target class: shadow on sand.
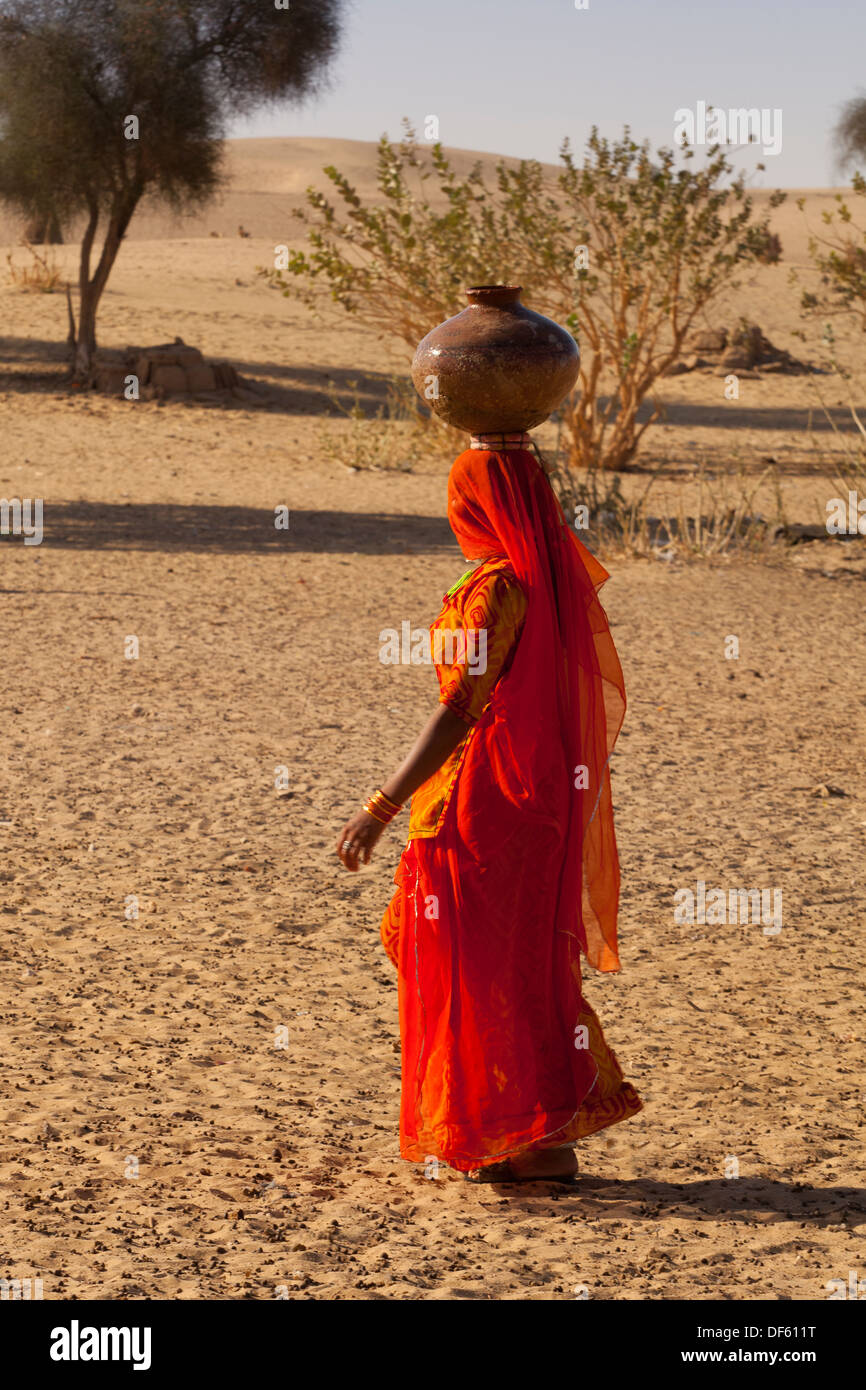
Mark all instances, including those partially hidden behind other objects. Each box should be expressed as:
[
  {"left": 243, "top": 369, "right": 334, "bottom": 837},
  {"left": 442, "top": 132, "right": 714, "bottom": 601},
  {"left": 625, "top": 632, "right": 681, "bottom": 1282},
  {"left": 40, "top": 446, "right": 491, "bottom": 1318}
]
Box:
[
  {"left": 1, "top": 337, "right": 862, "bottom": 437},
  {"left": 1, "top": 498, "right": 456, "bottom": 555},
  {"left": 466, "top": 1171, "right": 866, "bottom": 1231},
  {"left": 0, "top": 335, "right": 403, "bottom": 418}
]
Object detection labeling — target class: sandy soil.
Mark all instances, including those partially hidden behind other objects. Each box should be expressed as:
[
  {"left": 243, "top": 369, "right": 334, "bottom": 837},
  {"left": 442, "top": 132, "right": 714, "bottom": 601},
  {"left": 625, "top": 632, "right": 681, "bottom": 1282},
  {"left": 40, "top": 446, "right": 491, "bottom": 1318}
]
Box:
[{"left": 0, "top": 138, "right": 863, "bottom": 1301}]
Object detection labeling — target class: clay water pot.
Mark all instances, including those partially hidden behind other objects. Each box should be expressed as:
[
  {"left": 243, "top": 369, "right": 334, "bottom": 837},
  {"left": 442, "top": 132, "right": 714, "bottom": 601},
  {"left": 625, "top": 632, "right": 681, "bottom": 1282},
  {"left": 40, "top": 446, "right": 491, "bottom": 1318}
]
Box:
[{"left": 411, "top": 284, "right": 579, "bottom": 433}]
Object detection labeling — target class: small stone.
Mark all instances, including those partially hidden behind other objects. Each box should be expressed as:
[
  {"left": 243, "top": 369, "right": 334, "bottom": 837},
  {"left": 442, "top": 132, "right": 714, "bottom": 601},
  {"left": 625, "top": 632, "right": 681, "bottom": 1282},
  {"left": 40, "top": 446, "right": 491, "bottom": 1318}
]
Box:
[
  {"left": 690, "top": 328, "right": 728, "bottom": 353},
  {"left": 720, "top": 350, "right": 752, "bottom": 371}
]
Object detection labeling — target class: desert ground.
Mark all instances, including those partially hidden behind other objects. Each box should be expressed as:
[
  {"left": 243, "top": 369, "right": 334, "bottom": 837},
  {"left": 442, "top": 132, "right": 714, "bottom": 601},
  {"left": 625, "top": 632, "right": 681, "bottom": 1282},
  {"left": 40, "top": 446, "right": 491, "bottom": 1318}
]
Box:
[{"left": 0, "top": 138, "right": 863, "bottom": 1300}]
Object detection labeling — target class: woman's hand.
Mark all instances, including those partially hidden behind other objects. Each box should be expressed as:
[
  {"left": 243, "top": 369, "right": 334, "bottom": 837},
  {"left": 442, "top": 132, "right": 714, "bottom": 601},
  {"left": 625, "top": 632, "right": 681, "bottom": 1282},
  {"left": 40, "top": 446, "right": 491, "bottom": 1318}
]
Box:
[
  {"left": 335, "top": 808, "right": 387, "bottom": 872},
  {"left": 335, "top": 708, "right": 469, "bottom": 875}
]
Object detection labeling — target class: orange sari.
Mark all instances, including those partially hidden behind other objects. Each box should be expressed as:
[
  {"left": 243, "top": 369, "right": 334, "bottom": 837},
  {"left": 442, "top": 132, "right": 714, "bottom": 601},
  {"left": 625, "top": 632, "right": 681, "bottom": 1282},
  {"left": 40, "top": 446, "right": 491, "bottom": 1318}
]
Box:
[{"left": 381, "top": 447, "right": 641, "bottom": 1171}]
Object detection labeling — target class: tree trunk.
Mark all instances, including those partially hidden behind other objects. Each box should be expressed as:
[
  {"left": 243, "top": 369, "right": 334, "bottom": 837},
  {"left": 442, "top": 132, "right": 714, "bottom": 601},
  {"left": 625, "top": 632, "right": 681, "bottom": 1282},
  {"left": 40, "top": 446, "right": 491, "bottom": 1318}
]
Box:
[
  {"left": 65, "top": 282, "right": 77, "bottom": 355},
  {"left": 74, "top": 283, "right": 99, "bottom": 378},
  {"left": 24, "top": 213, "right": 63, "bottom": 245},
  {"left": 72, "top": 195, "right": 138, "bottom": 381},
  {"left": 73, "top": 200, "right": 100, "bottom": 378}
]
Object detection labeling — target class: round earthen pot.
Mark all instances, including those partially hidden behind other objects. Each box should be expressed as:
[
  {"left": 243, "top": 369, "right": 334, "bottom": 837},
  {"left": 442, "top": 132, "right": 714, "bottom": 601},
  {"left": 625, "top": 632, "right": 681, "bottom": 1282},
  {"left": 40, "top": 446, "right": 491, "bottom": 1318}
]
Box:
[{"left": 411, "top": 285, "right": 579, "bottom": 433}]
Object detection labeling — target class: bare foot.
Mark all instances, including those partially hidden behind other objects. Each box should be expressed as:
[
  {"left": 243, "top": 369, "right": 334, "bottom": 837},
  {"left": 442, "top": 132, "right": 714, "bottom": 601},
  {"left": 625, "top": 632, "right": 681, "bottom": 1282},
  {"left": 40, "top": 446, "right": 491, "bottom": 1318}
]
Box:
[
  {"left": 508, "top": 1148, "right": 578, "bottom": 1181},
  {"left": 464, "top": 1148, "right": 578, "bottom": 1183}
]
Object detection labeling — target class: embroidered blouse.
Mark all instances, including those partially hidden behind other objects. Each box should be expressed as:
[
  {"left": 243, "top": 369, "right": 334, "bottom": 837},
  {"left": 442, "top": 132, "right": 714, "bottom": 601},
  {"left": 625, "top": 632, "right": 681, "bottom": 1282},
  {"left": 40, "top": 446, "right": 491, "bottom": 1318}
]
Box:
[{"left": 407, "top": 557, "right": 528, "bottom": 838}]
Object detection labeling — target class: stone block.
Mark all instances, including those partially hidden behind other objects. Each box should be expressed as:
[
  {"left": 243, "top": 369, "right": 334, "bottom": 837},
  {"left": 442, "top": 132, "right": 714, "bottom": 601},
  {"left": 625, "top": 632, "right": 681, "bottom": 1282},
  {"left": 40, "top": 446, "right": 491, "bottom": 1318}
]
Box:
[
  {"left": 185, "top": 363, "right": 217, "bottom": 392},
  {"left": 151, "top": 364, "right": 188, "bottom": 394},
  {"left": 213, "top": 362, "right": 239, "bottom": 389},
  {"left": 690, "top": 329, "right": 728, "bottom": 353},
  {"left": 175, "top": 346, "right": 204, "bottom": 368},
  {"left": 95, "top": 364, "right": 130, "bottom": 395}
]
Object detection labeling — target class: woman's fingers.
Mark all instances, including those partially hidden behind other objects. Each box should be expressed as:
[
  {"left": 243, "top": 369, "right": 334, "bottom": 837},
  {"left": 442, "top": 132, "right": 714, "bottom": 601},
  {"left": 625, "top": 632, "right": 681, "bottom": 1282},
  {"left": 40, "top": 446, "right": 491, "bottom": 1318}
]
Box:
[
  {"left": 336, "top": 822, "right": 368, "bottom": 871},
  {"left": 336, "top": 827, "right": 359, "bottom": 870},
  {"left": 336, "top": 811, "right": 385, "bottom": 871}
]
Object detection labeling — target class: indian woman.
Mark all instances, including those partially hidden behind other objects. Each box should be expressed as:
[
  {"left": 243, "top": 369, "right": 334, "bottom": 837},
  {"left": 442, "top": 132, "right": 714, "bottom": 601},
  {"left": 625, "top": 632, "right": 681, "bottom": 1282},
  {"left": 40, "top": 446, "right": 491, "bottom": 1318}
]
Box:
[{"left": 335, "top": 432, "right": 642, "bottom": 1182}]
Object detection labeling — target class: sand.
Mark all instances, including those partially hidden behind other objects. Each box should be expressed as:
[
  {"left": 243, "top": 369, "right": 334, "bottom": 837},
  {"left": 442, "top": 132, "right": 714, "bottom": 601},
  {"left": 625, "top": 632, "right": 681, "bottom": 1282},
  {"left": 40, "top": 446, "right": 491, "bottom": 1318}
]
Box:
[{"left": 0, "top": 138, "right": 863, "bottom": 1301}]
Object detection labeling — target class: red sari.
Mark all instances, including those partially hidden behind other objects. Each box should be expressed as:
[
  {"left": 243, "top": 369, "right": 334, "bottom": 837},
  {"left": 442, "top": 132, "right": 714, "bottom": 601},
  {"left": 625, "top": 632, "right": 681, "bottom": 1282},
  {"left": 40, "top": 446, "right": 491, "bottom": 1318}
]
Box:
[{"left": 381, "top": 446, "right": 641, "bottom": 1171}]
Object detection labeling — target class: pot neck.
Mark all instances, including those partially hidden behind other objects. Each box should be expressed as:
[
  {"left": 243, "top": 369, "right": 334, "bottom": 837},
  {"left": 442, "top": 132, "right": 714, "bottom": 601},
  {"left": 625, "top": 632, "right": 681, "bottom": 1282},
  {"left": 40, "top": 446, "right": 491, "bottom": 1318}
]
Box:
[
  {"left": 465, "top": 285, "right": 522, "bottom": 309},
  {"left": 469, "top": 431, "right": 532, "bottom": 451}
]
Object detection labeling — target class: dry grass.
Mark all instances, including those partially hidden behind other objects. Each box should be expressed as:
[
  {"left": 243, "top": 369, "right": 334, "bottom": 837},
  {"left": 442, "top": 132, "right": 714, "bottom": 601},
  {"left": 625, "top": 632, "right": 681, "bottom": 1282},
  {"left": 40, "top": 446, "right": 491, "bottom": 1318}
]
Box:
[
  {"left": 540, "top": 416, "right": 788, "bottom": 561},
  {"left": 805, "top": 367, "right": 866, "bottom": 505},
  {"left": 5, "top": 240, "right": 64, "bottom": 293},
  {"left": 315, "top": 375, "right": 452, "bottom": 473}
]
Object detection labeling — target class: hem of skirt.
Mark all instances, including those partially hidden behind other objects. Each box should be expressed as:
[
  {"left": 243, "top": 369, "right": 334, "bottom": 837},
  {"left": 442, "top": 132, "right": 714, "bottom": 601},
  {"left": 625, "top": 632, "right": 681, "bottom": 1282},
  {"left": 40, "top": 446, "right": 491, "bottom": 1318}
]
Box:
[
  {"left": 399, "top": 1091, "right": 597, "bottom": 1173},
  {"left": 535, "top": 1083, "right": 643, "bottom": 1147},
  {"left": 399, "top": 1084, "right": 643, "bottom": 1171}
]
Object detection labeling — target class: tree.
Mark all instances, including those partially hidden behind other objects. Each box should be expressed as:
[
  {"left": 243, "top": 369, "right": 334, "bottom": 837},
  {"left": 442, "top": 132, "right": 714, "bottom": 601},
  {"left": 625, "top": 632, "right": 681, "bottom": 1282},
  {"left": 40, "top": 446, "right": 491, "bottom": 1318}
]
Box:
[
  {"left": 269, "top": 123, "right": 783, "bottom": 474},
  {"left": 834, "top": 95, "right": 866, "bottom": 173},
  {"left": 0, "top": 0, "right": 343, "bottom": 378}
]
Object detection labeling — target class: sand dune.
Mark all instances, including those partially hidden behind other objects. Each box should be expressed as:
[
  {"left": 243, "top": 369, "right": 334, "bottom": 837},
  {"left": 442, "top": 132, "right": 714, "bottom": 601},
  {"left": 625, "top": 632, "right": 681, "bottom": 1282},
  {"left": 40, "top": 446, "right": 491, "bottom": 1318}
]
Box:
[{"left": 0, "top": 135, "right": 853, "bottom": 258}]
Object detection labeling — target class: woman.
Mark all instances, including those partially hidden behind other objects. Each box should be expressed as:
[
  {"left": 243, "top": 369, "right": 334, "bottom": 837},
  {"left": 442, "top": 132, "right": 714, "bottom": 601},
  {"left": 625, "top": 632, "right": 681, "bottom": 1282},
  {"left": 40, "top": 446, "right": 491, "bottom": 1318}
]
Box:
[{"left": 336, "top": 433, "right": 641, "bottom": 1182}]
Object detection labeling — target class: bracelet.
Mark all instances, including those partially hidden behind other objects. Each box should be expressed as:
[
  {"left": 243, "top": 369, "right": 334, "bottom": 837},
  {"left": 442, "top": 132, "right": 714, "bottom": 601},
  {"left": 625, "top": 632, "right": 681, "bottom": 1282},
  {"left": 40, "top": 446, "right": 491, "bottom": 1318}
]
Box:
[
  {"left": 363, "top": 791, "right": 402, "bottom": 823},
  {"left": 363, "top": 788, "right": 403, "bottom": 824}
]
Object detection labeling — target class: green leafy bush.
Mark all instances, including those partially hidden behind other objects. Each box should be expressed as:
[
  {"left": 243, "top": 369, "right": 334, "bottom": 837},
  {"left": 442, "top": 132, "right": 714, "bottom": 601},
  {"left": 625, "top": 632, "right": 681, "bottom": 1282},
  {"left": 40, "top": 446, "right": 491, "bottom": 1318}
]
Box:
[{"left": 795, "top": 175, "right": 866, "bottom": 332}]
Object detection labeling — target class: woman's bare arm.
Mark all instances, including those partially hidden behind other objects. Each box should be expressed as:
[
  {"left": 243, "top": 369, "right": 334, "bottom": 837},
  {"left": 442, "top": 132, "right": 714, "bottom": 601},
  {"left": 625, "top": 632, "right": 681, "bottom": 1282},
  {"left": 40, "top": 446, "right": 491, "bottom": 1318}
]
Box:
[
  {"left": 381, "top": 704, "right": 469, "bottom": 806},
  {"left": 335, "top": 704, "right": 468, "bottom": 871}
]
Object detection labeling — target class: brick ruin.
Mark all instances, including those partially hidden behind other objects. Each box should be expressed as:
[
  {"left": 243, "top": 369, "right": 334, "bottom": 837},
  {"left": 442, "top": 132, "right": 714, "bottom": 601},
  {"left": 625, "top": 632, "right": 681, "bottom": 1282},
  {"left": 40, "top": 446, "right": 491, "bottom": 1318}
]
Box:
[{"left": 93, "top": 339, "right": 267, "bottom": 404}]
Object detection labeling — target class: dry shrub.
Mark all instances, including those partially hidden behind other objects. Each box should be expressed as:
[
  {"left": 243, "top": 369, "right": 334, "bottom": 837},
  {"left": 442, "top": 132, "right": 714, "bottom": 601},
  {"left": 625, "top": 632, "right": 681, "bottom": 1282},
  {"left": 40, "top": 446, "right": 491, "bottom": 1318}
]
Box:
[
  {"left": 6, "top": 240, "right": 62, "bottom": 292},
  {"left": 805, "top": 365, "right": 866, "bottom": 512},
  {"left": 795, "top": 177, "right": 866, "bottom": 529},
  {"left": 539, "top": 418, "right": 786, "bottom": 561},
  {"left": 653, "top": 464, "right": 788, "bottom": 560},
  {"left": 316, "top": 375, "right": 451, "bottom": 473}
]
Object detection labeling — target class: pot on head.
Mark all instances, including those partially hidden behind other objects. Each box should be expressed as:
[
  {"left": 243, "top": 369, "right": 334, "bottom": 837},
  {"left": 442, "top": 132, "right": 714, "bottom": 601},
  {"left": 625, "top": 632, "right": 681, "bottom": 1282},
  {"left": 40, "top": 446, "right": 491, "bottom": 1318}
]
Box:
[{"left": 411, "top": 284, "right": 579, "bottom": 433}]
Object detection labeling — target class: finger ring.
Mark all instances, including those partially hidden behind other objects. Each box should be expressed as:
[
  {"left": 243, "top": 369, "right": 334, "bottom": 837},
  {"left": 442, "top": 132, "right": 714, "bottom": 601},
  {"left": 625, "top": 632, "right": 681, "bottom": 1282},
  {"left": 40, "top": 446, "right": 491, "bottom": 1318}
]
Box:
[{"left": 342, "top": 840, "right": 353, "bottom": 851}]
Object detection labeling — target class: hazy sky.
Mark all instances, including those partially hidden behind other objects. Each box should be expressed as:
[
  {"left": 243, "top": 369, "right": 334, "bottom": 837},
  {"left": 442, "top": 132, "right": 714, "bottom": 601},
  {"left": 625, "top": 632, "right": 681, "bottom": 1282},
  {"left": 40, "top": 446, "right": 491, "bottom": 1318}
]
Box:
[{"left": 231, "top": 0, "right": 862, "bottom": 188}]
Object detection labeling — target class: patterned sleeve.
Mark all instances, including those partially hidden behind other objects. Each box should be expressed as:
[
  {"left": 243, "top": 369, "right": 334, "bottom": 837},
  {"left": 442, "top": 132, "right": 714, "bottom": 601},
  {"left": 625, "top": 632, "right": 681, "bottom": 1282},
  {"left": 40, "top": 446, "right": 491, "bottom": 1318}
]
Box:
[{"left": 436, "top": 571, "right": 528, "bottom": 725}]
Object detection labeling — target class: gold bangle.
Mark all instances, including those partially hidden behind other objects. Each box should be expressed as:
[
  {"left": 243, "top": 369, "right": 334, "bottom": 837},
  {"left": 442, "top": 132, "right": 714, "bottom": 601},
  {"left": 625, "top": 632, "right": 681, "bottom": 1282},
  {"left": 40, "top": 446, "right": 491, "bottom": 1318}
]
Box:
[{"left": 363, "top": 788, "right": 403, "bottom": 824}]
